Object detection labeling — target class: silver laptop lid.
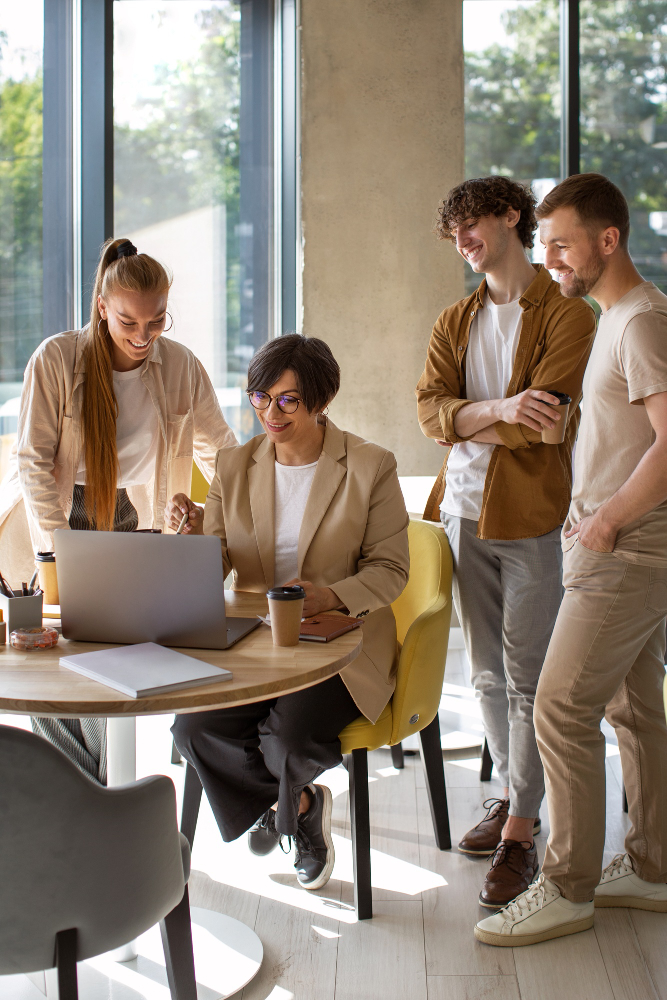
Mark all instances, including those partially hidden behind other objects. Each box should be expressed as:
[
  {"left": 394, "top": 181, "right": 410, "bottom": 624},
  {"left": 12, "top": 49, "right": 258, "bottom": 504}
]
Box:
[{"left": 54, "top": 530, "right": 229, "bottom": 648}]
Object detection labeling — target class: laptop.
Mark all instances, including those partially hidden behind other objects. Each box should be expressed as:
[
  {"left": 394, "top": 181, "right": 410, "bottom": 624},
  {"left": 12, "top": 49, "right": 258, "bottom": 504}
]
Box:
[{"left": 54, "top": 530, "right": 261, "bottom": 649}]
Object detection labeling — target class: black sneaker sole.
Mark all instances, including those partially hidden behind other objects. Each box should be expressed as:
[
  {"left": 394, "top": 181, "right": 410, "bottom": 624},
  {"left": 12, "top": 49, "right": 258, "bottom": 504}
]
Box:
[{"left": 297, "top": 784, "right": 335, "bottom": 891}]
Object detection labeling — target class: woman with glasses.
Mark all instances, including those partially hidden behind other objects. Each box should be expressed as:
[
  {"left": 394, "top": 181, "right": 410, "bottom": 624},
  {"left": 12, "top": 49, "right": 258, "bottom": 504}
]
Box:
[
  {"left": 167, "top": 334, "right": 409, "bottom": 890},
  {"left": 0, "top": 237, "right": 236, "bottom": 783}
]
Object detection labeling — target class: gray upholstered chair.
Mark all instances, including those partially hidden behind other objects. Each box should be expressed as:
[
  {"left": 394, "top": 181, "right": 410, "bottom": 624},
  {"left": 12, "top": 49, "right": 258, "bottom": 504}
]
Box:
[{"left": 0, "top": 724, "right": 196, "bottom": 1000}]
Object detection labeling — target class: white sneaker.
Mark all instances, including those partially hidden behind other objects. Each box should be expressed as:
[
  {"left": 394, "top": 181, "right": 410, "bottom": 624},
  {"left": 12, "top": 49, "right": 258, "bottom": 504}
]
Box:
[
  {"left": 474, "top": 874, "right": 594, "bottom": 947},
  {"left": 595, "top": 854, "right": 667, "bottom": 911}
]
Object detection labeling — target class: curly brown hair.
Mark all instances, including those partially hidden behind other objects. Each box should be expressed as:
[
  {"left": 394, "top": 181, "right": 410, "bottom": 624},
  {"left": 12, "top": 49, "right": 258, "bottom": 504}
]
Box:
[{"left": 435, "top": 176, "right": 538, "bottom": 250}]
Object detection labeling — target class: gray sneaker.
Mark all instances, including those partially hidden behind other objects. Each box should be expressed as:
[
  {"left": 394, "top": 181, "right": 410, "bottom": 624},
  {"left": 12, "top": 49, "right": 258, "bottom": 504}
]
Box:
[{"left": 294, "top": 784, "right": 334, "bottom": 890}]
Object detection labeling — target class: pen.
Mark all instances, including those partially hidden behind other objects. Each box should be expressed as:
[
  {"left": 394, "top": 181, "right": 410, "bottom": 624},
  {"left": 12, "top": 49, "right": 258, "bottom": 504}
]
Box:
[
  {"left": 176, "top": 511, "right": 189, "bottom": 534},
  {"left": 0, "top": 572, "right": 13, "bottom": 598},
  {"left": 21, "top": 582, "right": 28, "bottom": 596},
  {"left": 28, "top": 570, "right": 39, "bottom": 595}
]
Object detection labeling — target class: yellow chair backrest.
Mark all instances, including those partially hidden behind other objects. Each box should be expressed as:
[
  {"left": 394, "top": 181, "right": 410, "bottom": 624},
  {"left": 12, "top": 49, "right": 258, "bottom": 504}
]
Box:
[
  {"left": 388, "top": 518, "right": 453, "bottom": 745},
  {"left": 191, "top": 462, "right": 210, "bottom": 504}
]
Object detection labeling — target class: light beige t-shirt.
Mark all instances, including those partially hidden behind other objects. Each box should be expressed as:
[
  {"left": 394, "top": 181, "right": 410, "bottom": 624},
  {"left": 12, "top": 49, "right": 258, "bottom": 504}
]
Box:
[{"left": 564, "top": 281, "right": 667, "bottom": 566}]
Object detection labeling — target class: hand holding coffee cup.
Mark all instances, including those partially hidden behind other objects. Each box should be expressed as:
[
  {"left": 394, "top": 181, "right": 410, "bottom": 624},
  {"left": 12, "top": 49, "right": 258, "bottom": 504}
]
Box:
[
  {"left": 267, "top": 585, "right": 306, "bottom": 646},
  {"left": 541, "top": 391, "right": 572, "bottom": 444}
]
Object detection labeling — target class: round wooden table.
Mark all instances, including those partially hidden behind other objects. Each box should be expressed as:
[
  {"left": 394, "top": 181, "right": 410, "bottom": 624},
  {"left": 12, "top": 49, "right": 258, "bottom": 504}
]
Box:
[
  {"left": 0, "top": 590, "right": 363, "bottom": 719},
  {"left": 0, "top": 591, "right": 363, "bottom": 994}
]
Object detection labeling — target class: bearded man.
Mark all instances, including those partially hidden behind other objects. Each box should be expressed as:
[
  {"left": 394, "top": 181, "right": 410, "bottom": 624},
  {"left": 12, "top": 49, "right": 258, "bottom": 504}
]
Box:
[
  {"left": 416, "top": 176, "right": 595, "bottom": 910},
  {"left": 476, "top": 173, "right": 667, "bottom": 947}
]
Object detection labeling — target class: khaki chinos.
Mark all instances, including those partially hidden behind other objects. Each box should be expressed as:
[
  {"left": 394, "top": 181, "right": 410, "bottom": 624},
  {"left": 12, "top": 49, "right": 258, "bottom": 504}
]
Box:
[{"left": 535, "top": 540, "right": 667, "bottom": 902}]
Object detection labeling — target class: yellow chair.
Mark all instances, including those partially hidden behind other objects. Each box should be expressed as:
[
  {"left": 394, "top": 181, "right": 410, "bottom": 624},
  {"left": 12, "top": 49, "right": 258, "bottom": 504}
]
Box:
[
  {"left": 339, "top": 517, "right": 454, "bottom": 918},
  {"left": 177, "top": 515, "right": 454, "bottom": 919},
  {"left": 190, "top": 462, "right": 210, "bottom": 504}
]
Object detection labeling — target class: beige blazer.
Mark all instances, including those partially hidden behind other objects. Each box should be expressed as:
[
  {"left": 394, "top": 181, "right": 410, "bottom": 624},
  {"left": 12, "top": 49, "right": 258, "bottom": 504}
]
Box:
[
  {"left": 204, "top": 420, "right": 410, "bottom": 723},
  {"left": 0, "top": 330, "right": 236, "bottom": 581}
]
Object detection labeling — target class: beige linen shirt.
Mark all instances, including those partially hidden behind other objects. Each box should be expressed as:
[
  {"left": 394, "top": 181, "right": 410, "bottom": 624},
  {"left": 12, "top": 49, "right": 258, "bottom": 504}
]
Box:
[
  {"left": 0, "top": 330, "right": 237, "bottom": 574},
  {"left": 564, "top": 282, "right": 667, "bottom": 566},
  {"left": 203, "top": 420, "right": 410, "bottom": 723}
]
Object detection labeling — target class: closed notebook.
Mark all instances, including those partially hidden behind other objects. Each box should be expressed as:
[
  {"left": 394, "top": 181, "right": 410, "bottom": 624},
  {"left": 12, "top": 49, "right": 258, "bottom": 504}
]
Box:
[
  {"left": 298, "top": 614, "right": 363, "bottom": 643},
  {"left": 59, "top": 641, "right": 232, "bottom": 698}
]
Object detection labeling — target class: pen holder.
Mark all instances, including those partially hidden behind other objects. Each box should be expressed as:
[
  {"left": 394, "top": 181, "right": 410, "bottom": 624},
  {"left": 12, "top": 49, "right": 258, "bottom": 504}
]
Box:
[{"left": 0, "top": 593, "right": 44, "bottom": 633}]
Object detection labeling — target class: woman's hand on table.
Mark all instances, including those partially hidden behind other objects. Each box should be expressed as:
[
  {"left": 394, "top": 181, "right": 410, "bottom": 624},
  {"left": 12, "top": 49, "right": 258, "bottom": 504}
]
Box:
[
  {"left": 166, "top": 493, "right": 204, "bottom": 535},
  {"left": 284, "top": 578, "right": 345, "bottom": 617}
]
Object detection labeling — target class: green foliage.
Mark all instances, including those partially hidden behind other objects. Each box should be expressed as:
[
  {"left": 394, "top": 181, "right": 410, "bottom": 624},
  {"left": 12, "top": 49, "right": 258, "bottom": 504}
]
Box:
[
  {"left": 0, "top": 49, "right": 43, "bottom": 379},
  {"left": 465, "top": 0, "right": 667, "bottom": 291}
]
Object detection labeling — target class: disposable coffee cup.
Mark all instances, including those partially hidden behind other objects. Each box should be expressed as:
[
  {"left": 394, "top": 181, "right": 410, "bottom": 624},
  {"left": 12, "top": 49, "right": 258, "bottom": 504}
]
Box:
[
  {"left": 541, "top": 392, "right": 572, "bottom": 445},
  {"left": 35, "top": 551, "right": 59, "bottom": 604},
  {"left": 267, "top": 585, "right": 306, "bottom": 647}
]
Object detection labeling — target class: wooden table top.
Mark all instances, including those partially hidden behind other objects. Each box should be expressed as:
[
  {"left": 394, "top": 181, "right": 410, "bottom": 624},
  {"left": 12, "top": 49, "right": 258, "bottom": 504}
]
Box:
[{"left": 0, "top": 591, "right": 363, "bottom": 718}]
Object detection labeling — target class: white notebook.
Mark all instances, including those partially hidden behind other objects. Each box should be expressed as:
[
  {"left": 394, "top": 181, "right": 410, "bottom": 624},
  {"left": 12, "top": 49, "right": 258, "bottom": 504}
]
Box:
[{"left": 60, "top": 642, "right": 232, "bottom": 698}]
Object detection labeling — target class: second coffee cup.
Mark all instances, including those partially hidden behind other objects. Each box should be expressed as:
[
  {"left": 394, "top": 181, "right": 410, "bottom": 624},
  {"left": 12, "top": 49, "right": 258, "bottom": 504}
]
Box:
[
  {"left": 541, "top": 391, "right": 572, "bottom": 445},
  {"left": 267, "top": 585, "right": 306, "bottom": 646}
]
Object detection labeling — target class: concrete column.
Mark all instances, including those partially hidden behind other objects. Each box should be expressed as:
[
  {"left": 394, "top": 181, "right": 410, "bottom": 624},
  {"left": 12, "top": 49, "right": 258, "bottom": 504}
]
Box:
[{"left": 300, "top": 0, "right": 464, "bottom": 475}]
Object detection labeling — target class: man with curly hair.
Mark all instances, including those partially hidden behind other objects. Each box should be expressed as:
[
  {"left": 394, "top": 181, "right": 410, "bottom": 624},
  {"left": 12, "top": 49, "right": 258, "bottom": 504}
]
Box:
[{"left": 416, "top": 175, "right": 596, "bottom": 911}]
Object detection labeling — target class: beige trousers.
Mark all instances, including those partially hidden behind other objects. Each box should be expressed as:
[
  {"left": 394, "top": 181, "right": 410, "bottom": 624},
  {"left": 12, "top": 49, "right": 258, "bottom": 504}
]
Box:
[{"left": 535, "top": 541, "right": 667, "bottom": 902}]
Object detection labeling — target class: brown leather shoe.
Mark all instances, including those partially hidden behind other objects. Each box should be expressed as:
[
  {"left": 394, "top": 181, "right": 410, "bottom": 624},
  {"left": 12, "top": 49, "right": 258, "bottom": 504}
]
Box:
[
  {"left": 458, "top": 798, "right": 510, "bottom": 856},
  {"left": 478, "top": 839, "right": 539, "bottom": 908}
]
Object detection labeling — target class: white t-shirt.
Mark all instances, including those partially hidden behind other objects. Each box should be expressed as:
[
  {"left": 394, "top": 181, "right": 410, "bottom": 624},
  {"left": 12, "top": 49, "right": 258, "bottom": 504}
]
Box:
[
  {"left": 274, "top": 460, "right": 318, "bottom": 585},
  {"left": 76, "top": 362, "right": 160, "bottom": 488},
  {"left": 442, "top": 293, "right": 523, "bottom": 520}
]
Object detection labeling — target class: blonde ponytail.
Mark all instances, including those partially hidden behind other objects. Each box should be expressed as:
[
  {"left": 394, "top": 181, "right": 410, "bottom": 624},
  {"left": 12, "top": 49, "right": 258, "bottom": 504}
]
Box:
[{"left": 81, "top": 238, "right": 172, "bottom": 530}]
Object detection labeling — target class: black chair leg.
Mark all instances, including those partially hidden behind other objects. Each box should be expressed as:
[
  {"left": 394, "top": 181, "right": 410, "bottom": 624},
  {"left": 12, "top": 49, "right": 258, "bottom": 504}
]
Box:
[
  {"left": 347, "top": 748, "right": 373, "bottom": 919},
  {"left": 480, "top": 737, "right": 493, "bottom": 782},
  {"left": 55, "top": 928, "right": 78, "bottom": 1000},
  {"left": 181, "top": 762, "right": 203, "bottom": 846},
  {"left": 419, "top": 715, "right": 451, "bottom": 850},
  {"left": 171, "top": 738, "right": 183, "bottom": 765},
  {"left": 390, "top": 742, "right": 405, "bottom": 769},
  {"left": 160, "top": 885, "right": 197, "bottom": 1000}
]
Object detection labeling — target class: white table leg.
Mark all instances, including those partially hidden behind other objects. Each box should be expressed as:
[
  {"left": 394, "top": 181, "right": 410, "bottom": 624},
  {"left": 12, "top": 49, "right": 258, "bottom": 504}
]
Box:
[
  {"left": 106, "top": 716, "right": 138, "bottom": 962},
  {"left": 107, "top": 716, "right": 136, "bottom": 786}
]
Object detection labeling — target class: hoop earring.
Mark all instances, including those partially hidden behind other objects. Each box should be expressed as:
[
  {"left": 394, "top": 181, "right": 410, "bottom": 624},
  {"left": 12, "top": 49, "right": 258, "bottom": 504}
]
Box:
[
  {"left": 97, "top": 319, "right": 107, "bottom": 335},
  {"left": 164, "top": 311, "right": 173, "bottom": 333}
]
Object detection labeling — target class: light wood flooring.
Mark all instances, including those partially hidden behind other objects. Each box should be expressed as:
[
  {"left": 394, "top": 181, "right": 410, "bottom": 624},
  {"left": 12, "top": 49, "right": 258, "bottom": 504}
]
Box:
[
  {"left": 3, "top": 638, "right": 666, "bottom": 1000},
  {"left": 187, "top": 640, "right": 666, "bottom": 1000}
]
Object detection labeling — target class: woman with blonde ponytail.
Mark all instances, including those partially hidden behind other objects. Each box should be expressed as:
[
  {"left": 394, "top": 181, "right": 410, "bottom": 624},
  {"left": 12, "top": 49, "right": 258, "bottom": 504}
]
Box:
[{"left": 0, "top": 237, "right": 237, "bottom": 781}]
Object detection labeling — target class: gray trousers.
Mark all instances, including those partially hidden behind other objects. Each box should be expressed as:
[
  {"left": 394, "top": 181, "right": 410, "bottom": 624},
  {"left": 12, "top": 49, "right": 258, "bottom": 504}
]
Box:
[{"left": 442, "top": 513, "right": 563, "bottom": 819}]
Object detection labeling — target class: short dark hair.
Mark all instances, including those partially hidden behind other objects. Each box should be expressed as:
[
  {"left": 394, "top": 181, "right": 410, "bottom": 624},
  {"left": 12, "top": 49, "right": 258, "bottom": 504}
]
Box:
[
  {"left": 535, "top": 173, "right": 630, "bottom": 250},
  {"left": 435, "top": 176, "right": 537, "bottom": 250},
  {"left": 247, "top": 334, "right": 340, "bottom": 414}
]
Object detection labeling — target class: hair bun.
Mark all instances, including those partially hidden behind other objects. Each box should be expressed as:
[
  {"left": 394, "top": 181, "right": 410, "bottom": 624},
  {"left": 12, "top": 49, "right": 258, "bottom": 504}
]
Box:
[{"left": 115, "top": 240, "right": 138, "bottom": 259}]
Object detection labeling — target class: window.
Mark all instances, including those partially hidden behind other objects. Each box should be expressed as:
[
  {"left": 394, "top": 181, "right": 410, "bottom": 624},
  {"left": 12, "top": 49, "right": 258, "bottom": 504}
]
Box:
[
  {"left": 463, "top": 0, "right": 667, "bottom": 295},
  {"left": 580, "top": 1, "right": 667, "bottom": 294},
  {"left": 0, "top": 2, "right": 43, "bottom": 432},
  {"left": 114, "top": 0, "right": 275, "bottom": 443}
]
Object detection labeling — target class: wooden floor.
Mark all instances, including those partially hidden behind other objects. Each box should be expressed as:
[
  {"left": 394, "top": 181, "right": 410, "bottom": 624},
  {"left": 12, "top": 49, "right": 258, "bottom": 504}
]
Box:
[
  {"left": 185, "top": 639, "right": 667, "bottom": 1000},
  {"left": 3, "top": 637, "right": 666, "bottom": 1000}
]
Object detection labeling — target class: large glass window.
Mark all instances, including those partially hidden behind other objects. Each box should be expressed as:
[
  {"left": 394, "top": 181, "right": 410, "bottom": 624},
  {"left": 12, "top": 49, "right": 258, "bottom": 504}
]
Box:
[
  {"left": 463, "top": 0, "right": 560, "bottom": 292},
  {"left": 580, "top": 0, "right": 667, "bottom": 294},
  {"left": 0, "top": 2, "right": 43, "bottom": 432},
  {"left": 114, "top": 0, "right": 274, "bottom": 443},
  {"left": 464, "top": 0, "right": 667, "bottom": 296}
]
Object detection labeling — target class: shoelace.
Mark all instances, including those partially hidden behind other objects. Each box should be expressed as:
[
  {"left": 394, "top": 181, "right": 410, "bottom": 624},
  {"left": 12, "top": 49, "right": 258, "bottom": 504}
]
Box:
[
  {"left": 501, "top": 874, "right": 554, "bottom": 923},
  {"left": 600, "top": 853, "right": 633, "bottom": 882},
  {"left": 488, "top": 840, "right": 534, "bottom": 876},
  {"left": 473, "top": 797, "right": 508, "bottom": 831},
  {"left": 293, "top": 825, "right": 319, "bottom": 866}
]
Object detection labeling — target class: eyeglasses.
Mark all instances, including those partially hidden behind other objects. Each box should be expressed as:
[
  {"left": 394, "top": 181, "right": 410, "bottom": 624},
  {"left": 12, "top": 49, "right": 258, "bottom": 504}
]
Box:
[{"left": 247, "top": 390, "right": 301, "bottom": 414}]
